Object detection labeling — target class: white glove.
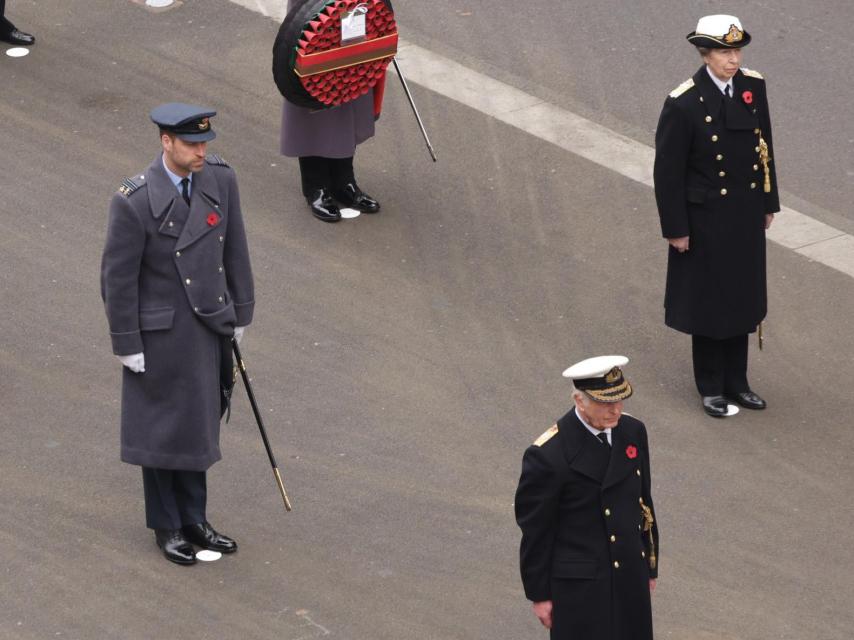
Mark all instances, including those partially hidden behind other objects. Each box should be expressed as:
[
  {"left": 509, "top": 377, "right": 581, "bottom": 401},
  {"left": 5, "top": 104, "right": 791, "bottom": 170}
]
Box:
[
  {"left": 118, "top": 352, "right": 145, "bottom": 373},
  {"left": 233, "top": 326, "right": 246, "bottom": 345}
]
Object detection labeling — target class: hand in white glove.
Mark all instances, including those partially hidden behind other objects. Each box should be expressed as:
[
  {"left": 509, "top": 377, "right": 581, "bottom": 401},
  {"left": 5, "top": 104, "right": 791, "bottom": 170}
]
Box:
[
  {"left": 233, "top": 326, "right": 246, "bottom": 345},
  {"left": 118, "top": 352, "right": 145, "bottom": 373}
]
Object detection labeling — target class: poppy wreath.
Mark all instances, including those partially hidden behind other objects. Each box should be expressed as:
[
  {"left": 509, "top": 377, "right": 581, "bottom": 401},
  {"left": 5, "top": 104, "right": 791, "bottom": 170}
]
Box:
[
  {"left": 742, "top": 90, "right": 753, "bottom": 105},
  {"left": 625, "top": 445, "right": 638, "bottom": 460},
  {"left": 273, "top": 0, "right": 397, "bottom": 111}
]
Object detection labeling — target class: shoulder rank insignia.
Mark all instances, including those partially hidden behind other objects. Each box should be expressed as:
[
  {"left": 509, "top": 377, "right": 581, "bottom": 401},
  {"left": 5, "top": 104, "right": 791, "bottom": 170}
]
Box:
[
  {"left": 206, "top": 154, "right": 230, "bottom": 167},
  {"left": 533, "top": 424, "right": 559, "bottom": 447},
  {"left": 669, "top": 78, "right": 695, "bottom": 98},
  {"left": 741, "top": 67, "right": 764, "bottom": 80},
  {"left": 117, "top": 176, "right": 144, "bottom": 197}
]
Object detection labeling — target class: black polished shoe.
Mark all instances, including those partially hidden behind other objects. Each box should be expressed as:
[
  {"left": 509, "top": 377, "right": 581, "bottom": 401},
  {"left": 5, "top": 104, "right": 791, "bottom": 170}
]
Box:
[
  {"left": 307, "top": 188, "right": 341, "bottom": 222},
  {"left": 155, "top": 529, "right": 196, "bottom": 565},
  {"left": 731, "top": 391, "right": 767, "bottom": 410},
  {"left": 333, "top": 182, "right": 380, "bottom": 213},
  {"left": 702, "top": 395, "right": 729, "bottom": 418},
  {"left": 182, "top": 521, "right": 238, "bottom": 554},
  {"left": 1, "top": 29, "right": 36, "bottom": 46}
]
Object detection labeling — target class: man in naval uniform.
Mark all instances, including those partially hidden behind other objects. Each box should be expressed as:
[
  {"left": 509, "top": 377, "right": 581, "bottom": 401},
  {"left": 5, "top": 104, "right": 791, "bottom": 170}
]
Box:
[
  {"left": 101, "top": 103, "right": 255, "bottom": 564},
  {"left": 515, "top": 356, "right": 659, "bottom": 640},
  {"left": 654, "top": 15, "right": 780, "bottom": 418}
]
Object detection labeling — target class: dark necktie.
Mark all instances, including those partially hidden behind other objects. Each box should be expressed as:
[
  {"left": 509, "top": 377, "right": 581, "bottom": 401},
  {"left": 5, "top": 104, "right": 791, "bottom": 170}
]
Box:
[
  {"left": 724, "top": 84, "right": 732, "bottom": 99},
  {"left": 180, "top": 177, "right": 191, "bottom": 206},
  {"left": 597, "top": 432, "right": 610, "bottom": 448}
]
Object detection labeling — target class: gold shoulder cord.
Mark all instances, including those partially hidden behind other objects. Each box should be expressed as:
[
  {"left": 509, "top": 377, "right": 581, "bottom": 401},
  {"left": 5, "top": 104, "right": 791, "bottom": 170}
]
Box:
[{"left": 639, "top": 498, "right": 657, "bottom": 570}]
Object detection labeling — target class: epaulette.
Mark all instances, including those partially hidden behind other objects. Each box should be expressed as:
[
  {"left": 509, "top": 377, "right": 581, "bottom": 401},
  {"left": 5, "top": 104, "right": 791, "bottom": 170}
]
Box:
[
  {"left": 533, "top": 424, "right": 559, "bottom": 447},
  {"left": 741, "top": 67, "right": 764, "bottom": 80},
  {"left": 669, "top": 78, "right": 695, "bottom": 98},
  {"left": 206, "top": 154, "right": 230, "bottom": 167},
  {"left": 117, "top": 176, "right": 145, "bottom": 197}
]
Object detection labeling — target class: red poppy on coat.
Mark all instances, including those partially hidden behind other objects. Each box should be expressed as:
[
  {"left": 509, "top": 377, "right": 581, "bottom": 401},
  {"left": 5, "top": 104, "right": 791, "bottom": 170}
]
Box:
[
  {"left": 625, "top": 445, "right": 638, "bottom": 459},
  {"left": 742, "top": 90, "right": 753, "bottom": 105},
  {"left": 206, "top": 213, "right": 220, "bottom": 226}
]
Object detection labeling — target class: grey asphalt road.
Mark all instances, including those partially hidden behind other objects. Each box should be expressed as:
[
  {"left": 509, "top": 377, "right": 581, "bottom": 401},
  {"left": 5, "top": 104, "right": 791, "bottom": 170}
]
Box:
[{"left": 1, "top": 1, "right": 852, "bottom": 639}]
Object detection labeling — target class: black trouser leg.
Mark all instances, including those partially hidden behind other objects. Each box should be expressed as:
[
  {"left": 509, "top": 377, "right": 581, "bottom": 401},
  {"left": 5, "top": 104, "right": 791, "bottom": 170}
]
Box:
[
  {"left": 142, "top": 468, "right": 207, "bottom": 530},
  {"left": 328, "top": 156, "right": 355, "bottom": 191},
  {"left": 723, "top": 334, "right": 749, "bottom": 395},
  {"left": 692, "top": 335, "right": 725, "bottom": 396},
  {"left": 298, "top": 156, "right": 332, "bottom": 197}
]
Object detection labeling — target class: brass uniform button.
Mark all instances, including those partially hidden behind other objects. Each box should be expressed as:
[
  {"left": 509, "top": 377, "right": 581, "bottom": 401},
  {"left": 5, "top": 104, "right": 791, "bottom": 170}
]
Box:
[
  {"left": 719, "top": 171, "right": 726, "bottom": 177},
  {"left": 193, "top": 306, "right": 200, "bottom": 312},
  {"left": 218, "top": 266, "right": 223, "bottom": 273},
  {"left": 168, "top": 221, "right": 174, "bottom": 228},
  {"left": 636, "top": 469, "right": 641, "bottom": 476},
  {"left": 185, "top": 278, "right": 192, "bottom": 285},
  {"left": 610, "top": 535, "right": 616, "bottom": 543},
  {"left": 716, "top": 154, "right": 723, "bottom": 161},
  {"left": 755, "top": 146, "right": 761, "bottom": 153},
  {"left": 175, "top": 251, "right": 181, "bottom": 257},
  {"left": 750, "top": 183, "right": 757, "bottom": 189},
  {"left": 754, "top": 128, "right": 760, "bottom": 134},
  {"left": 753, "top": 164, "right": 759, "bottom": 171},
  {"left": 604, "top": 508, "right": 611, "bottom": 517},
  {"left": 711, "top": 134, "right": 718, "bottom": 142},
  {"left": 613, "top": 561, "right": 620, "bottom": 569},
  {"left": 721, "top": 188, "right": 728, "bottom": 196},
  {"left": 704, "top": 115, "right": 712, "bottom": 123},
  {"left": 219, "top": 236, "right": 224, "bottom": 242},
  {"left": 642, "top": 551, "right": 646, "bottom": 558},
  {"left": 218, "top": 295, "right": 224, "bottom": 303}
]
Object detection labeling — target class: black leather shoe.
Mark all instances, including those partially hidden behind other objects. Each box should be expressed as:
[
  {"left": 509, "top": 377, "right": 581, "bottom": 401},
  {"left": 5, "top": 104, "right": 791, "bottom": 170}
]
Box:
[
  {"left": 731, "top": 391, "right": 766, "bottom": 410},
  {"left": 333, "top": 182, "right": 380, "bottom": 213},
  {"left": 702, "top": 395, "right": 729, "bottom": 418},
  {"left": 1, "top": 29, "right": 36, "bottom": 46},
  {"left": 182, "top": 521, "right": 238, "bottom": 554},
  {"left": 307, "top": 188, "right": 341, "bottom": 222},
  {"left": 155, "top": 529, "right": 196, "bottom": 565}
]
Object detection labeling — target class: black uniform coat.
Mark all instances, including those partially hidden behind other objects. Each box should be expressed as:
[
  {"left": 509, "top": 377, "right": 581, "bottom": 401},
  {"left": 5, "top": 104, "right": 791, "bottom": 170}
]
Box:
[
  {"left": 515, "top": 410, "right": 658, "bottom": 640},
  {"left": 101, "top": 155, "right": 254, "bottom": 471},
  {"left": 654, "top": 66, "right": 780, "bottom": 339}
]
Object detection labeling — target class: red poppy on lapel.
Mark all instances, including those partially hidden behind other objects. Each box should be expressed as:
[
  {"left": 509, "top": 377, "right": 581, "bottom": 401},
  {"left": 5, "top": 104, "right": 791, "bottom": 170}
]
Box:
[
  {"left": 206, "top": 212, "right": 220, "bottom": 226},
  {"left": 625, "top": 445, "right": 638, "bottom": 459},
  {"left": 742, "top": 90, "right": 753, "bottom": 105}
]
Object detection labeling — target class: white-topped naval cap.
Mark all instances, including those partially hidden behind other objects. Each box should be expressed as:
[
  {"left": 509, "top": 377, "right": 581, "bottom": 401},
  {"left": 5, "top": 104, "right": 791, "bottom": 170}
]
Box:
[
  {"left": 563, "top": 355, "right": 628, "bottom": 379},
  {"left": 695, "top": 14, "right": 743, "bottom": 38}
]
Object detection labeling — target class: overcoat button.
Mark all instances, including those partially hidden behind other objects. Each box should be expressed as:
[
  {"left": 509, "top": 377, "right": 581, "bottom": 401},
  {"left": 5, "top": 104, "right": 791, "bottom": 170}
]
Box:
[
  {"left": 755, "top": 146, "right": 761, "bottom": 153},
  {"left": 754, "top": 128, "right": 760, "bottom": 134},
  {"left": 218, "top": 267, "right": 223, "bottom": 273},
  {"left": 720, "top": 188, "right": 728, "bottom": 196},
  {"left": 636, "top": 469, "right": 641, "bottom": 476},
  {"left": 168, "top": 221, "right": 174, "bottom": 228},
  {"left": 711, "top": 134, "right": 718, "bottom": 142},
  {"left": 185, "top": 278, "right": 191, "bottom": 285},
  {"left": 610, "top": 535, "right": 616, "bottom": 542},
  {"left": 604, "top": 508, "right": 611, "bottom": 517},
  {"left": 175, "top": 251, "right": 181, "bottom": 257},
  {"left": 753, "top": 164, "right": 759, "bottom": 171},
  {"left": 750, "top": 183, "right": 757, "bottom": 189},
  {"left": 613, "top": 561, "right": 620, "bottom": 569},
  {"left": 705, "top": 115, "right": 712, "bottom": 123},
  {"left": 218, "top": 296, "right": 224, "bottom": 303},
  {"left": 716, "top": 154, "right": 723, "bottom": 161},
  {"left": 193, "top": 307, "right": 199, "bottom": 312},
  {"left": 642, "top": 551, "right": 646, "bottom": 558},
  {"left": 219, "top": 236, "right": 224, "bottom": 242}
]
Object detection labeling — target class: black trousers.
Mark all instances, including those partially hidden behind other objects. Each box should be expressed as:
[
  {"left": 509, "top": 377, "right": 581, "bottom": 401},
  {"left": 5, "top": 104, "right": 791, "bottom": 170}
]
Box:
[
  {"left": 0, "top": 0, "right": 14, "bottom": 35},
  {"left": 142, "top": 468, "right": 206, "bottom": 531},
  {"left": 691, "top": 334, "right": 749, "bottom": 396},
  {"left": 298, "top": 156, "right": 355, "bottom": 197}
]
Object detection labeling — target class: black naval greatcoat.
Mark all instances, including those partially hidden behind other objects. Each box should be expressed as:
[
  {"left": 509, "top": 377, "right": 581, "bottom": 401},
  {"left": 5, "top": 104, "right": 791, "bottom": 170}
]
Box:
[
  {"left": 515, "top": 410, "right": 659, "bottom": 640},
  {"left": 654, "top": 66, "right": 780, "bottom": 339},
  {"left": 101, "top": 155, "right": 254, "bottom": 471}
]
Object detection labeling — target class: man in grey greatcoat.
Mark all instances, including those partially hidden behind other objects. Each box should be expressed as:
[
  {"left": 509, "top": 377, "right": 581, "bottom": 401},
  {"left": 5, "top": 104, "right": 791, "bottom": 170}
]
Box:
[
  {"left": 101, "top": 103, "right": 255, "bottom": 565},
  {"left": 279, "top": 0, "right": 382, "bottom": 223}
]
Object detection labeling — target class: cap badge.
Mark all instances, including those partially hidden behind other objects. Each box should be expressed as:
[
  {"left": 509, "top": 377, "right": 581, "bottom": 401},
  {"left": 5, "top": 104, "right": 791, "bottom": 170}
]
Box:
[
  {"left": 604, "top": 367, "right": 621, "bottom": 384},
  {"left": 724, "top": 24, "right": 744, "bottom": 44},
  {"left": 198, "top": 118, "right": 210, "bottom": 131}
]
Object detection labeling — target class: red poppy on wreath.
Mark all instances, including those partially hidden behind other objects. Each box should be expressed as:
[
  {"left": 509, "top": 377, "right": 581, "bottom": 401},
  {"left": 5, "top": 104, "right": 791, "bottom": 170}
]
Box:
[
  {"left": 206, "top": 212, "right": 220, "bottom": 226},
  {"left": 742, "top": 90, "right": 753, "bottom": 105},
  {"left": 625, "top": 445, "right": 638, "bottom": 459}
]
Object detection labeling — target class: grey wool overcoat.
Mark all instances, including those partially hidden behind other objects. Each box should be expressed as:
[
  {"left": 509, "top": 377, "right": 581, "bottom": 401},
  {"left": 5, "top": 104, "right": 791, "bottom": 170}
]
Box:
[
  {"left": 279, "top": 0, "right": 376, "bottom": 158},
  {"left": 101, "top": 155, "right": 254, "bottom": 471}
]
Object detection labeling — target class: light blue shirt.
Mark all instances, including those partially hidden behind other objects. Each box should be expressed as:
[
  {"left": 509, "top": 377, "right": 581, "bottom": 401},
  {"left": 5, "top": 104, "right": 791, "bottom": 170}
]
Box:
[
  {"left": 575, "top": 407, "right": 612, "bottom": 445},
  {"left": 161, "top": 154, "right": 192, "bottom": 198}
]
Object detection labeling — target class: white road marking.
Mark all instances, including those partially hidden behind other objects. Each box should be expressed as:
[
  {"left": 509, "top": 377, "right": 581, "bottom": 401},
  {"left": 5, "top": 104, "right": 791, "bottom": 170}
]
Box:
[{"left": 232, "top": 0, "right": 854, "bottom": 279}]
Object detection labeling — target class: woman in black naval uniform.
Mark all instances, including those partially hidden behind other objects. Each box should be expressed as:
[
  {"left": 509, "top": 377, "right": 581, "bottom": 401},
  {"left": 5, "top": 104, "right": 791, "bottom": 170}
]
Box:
[{"left": 654, "top": 14, "right": 780, "bottom": 418}]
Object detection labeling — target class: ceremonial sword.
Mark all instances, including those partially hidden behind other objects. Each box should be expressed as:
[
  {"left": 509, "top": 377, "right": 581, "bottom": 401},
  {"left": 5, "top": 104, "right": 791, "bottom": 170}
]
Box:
[{"left": 232, "top": 339, "right": 293, "bottom": 513}]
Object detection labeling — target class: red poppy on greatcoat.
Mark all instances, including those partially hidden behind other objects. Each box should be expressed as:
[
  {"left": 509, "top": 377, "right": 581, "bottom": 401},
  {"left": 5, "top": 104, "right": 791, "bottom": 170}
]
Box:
[
  {"left": 207, "top": 213, "right": 219, "bottom": 226},
  {"left": 742, "top": 90, "right": 753, "bottom": 104},
  {"left": 626, "top": 445, "right": 638, "bottom": 459}
]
